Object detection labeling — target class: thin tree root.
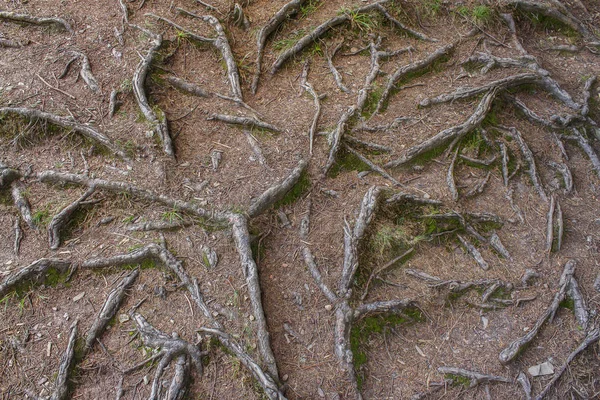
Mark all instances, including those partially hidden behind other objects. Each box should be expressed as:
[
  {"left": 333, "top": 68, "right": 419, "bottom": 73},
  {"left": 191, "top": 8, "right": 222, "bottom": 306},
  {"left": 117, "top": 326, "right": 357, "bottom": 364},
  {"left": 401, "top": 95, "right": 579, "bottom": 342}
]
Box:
[
  {"left": 344, "top": 136, "right": 392, "bottom": 153},
  {"left": 0, "top": 11, "right": 73, "bottom": 33},
  {"left": 447, "top": 148, "right": 459, "bottom": 201},
  {"left": 437, "top": 366, "right": 510, "bottom": 388},
  {"left": 507, "top": 126, "right": 548, "bottom": 202},
  {"left": 372, "top": 3, "right": 437, "bottom": 42},
  {"left": 547, "top": 161, "right": 573, "bottom": 194},
  {"left": 457, "top": 234, "right": 489, "bottom": 270},
  {"left": 166, "top": 75, "right": 210, "bottom": 98},
  {"left": 84, "top": 269, "right": 139, "bottom": 353},
  {"left": 208, "top": 113, "right": 281, "bottom": 133},
  {"left": 301, "top": 78, "right": 322, "bottom": 155},
  {"left": 49, "top": 321, "right": 78, "bottom": 400},
  {"left": 559, "top": 128, "right": 600, "bottom": 178},
  {"left": 489, "top": 232, "right": 512, "bottom": 260},
  {"left": 465, "top": 171, "right": 492, "bottom": 198},
  {"left": 48, "top": 187, "right": 95, "bottom": 250},
  {"left": 0, "top": 107, "right": 127, "bottom": 160},
  {"left": 0, "top": 258, "right": 71, "bottom": 298},
  {"left": 545, "top": 195, "right": 555, "bottom": 253},
  {"left": 11, "top": 181, "right": 35, "bottom": 229},
  {"left": 244, "top": 131, "right": 269, "bottom": 167},
  {"left": 13, "top": 217, "right": 23, "bottom": 256},
  {"left": 344, "top": 144, "right": 403, "bottom": 187},
  {"left": 71, "top": 51, "right": 99, "bottom": 92},
  {"left": 326, "top": 41, "right": 349, "bottom": 93},
  {"left": 517, "top": 371, "right": 532, "bottom": 400}
]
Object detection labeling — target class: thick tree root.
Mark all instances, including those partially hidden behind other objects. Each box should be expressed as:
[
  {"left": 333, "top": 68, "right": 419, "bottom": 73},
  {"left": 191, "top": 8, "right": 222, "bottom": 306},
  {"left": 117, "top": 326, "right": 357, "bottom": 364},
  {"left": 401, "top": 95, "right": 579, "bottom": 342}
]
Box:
[
  {"left": 535, "top": 327, "right": 600, "bottom": 400},
  {"left": 568, "top": 276, "right": 589, "bottom": 331},
  {"left": 48, "top": 187, "right": 95, "bottom": 249},
  {"left": 208, "top": 113, "right": 281, "bottom": 132},
  {"left": 374, "top": 43, "right": 455, "bottom": 115},
  {"left": 132, "top": 313, "right": 204, "bottom": 400},
  {"left": 458, "top": 234, "right": 489, "bottom": 270},
  {"left": 489, "top": 232, "right": 512, "bottom": 260},
  {"left": 437, "top": 366, "right": 510, "bottom": 387},
  {"left": 129, "top": 25, "right": 173, "bottom": 158},
  {"left": 166, "top": 354, "right": 190, "bottom": 400},
  {"left": 251, "top": 0, "right": 305, "bottom": 93},
  {"left": 0, "top": 162, "right": 21, "bottom": 188},
  {"left": 176, "top": 8, "right": 243, "bottom": 101},
  {"left": 385, "top": 89, "right": 496, "bottom": 168},
  {"left": 11, "top": 181, "right": 35, "bottom": 229},
  {"left": 507, "top": 126, "right": 548, "bottom": 202},
  {"left": 71, "top": 51, "right": 99, "bottom": 93},
  {"left": 50, "top": 321, "right": 78, "bottom": 400},
  {"left": 0, "top": 258, "right": 71, "bottom": 298},
  {"left": 0, "top": 107, "right": 127, "bottom": 160},
  {"left": 547, "top": 161, "right": 573, "bottom": 194},
  {"left": 166, "top": 75, "right": 210, "bottom": 98},
  {"left": 517, "top": 371, "right": 532, "bottom": 400},
  {"left": 447, "top": 148, "right": 459, "bottom": 201},
  {"left": 125, "top": 220, "right": 193, "bottom": 232},
  {"left": 0, "top": 11, "right": 73, "bottom": 33},
  {"left": 248, "top": 159, "right": 307, "bottom": 217},
  {"left": 84, "top": 269, "right": 139, "bottom": 353},
  {"left": 499, "top": 260, "right": 575, "bottom": 363}
]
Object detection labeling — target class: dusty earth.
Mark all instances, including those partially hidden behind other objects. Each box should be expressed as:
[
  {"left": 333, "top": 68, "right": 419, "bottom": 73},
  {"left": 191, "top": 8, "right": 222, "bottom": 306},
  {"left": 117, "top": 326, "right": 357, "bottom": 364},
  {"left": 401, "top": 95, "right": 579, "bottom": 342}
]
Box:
[{"left": 1, "top": 0, "right": 600, "bottom": 399}]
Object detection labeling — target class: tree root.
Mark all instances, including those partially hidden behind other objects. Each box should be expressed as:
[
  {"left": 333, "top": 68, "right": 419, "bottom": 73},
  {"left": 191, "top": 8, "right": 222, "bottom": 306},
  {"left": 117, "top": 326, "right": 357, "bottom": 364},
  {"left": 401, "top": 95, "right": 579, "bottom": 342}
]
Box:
[
  {"left": 0, "top": 37, "right": 28, "bottom": 47},
  {"left": 84, "top": 269, "right": 139, "bottom": 353},
  {"left": 125, "top": 220, "right": 193, "bottom": 232},
  {"left": 326, "top": 41, "right": 349, "bottom": 93},
  {"left": 344, "top": 136, "right": 392, "bottom": 153},
  {"left": 176, "top": 8, "right": 243, "bottom": 101},
  {"left": 48, "top": 187, "right": 95, "bottom": 249},
  {"left": 11, "top": 181, "right": 35, "bottom": 230},
  {"left": 568, "top": 276, "right": 588, "bottom": 331},
  {"left": 489, "top": 232, "right": 512, "bottom": 260},
  {"left": 547, "top": 161, "right": 573, "bottom": 194},
  {"left": 207, "top": 113, "right": 281, "bottom": 133},
  {"left": 166, "top": 75, "right": 210, "bottom": 98},
  {"left": 447, "top": 148, "right": 459, "bottom": 201},
  {"left": 344, "top": 144, "right": 403, "bottom": 187},
  {"left": 71, "top": 51, "right": 99, "bottom": 93},
  {"left": 166, "top": 354, "right": 190, "bottom": 400},
  {"left": 406, "top": 269, "right": 512, "bottom": 297},
  {"left": 251, "top": 0, "right": 305, "bottom": 93},
  {"left": 517, "top": 371, "right": 532, "bottom": 400},
  {"left": 132, "top": 313, "right": 204, "bottom": 400},
  {"left": 301, "top": 80, "right": 322, "bottom": 155},
  {"left": 457, "top": 234, "right": 489, "bottom": 270},
  {"left": 499, "top": 259, "right": 575, "bottom": 364},
  {"left": 465, "top": 171, "right": 492, "bottom": 198},
  {"left": 129, "top": 25, "right": 173, "bottom": 158},
  {"left": 0, "top": 107, "right": 127, "bottom": 160},
  {"left": 371, "top": 3, "right": 437, "bottom": 42},
  {"left": 0, "top": 162, "right": 21, "bottom": 188},
  {"left": 385, "top": 89, "right": 496, "bottom": 168},
  {"left": 374, "top": 43, "right": 455, "bottom": 115},
  {"left": 13, "top": 217, "right": 23, "bottom": 256},
  {"left": 559, "top": 128, "right": 600, "bottom": 178},
  {"left": 50, "top": 321, "right": 78, "bottom": 400},
  {"left": 0, "top": 11, "right": 73, "bottom": 33},
  {"left": 437, "top": 366, "right": 510, "bottom": 388},
  {"left": 0, "top": 258, "right": 71, "bottom": 298},
  {"left": 545, "top": 195, "right": 555, "bottom": 252},
  {"left": 506, "top": 126, "right": 548, "bottom": 202},
  {"left": 535, "top": 327, "right": 600, "bottom": 400}
]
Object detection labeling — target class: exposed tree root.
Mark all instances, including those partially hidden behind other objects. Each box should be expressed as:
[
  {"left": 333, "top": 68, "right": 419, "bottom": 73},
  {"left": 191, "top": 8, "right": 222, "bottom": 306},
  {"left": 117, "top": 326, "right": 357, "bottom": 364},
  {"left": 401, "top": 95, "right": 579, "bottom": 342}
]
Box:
[
  {"left": 0, "top": 162, "right": 21, "bottom": 188},
  {"left": 251, "top": 0, "right": 305, "bottom": 93},
  {"left": 11, "top": 181, "right": 35, "bottom": 230},
  {"left": 371, "top": 3, "right": 437, "bottom": 42},
  {"left": 535, "top": 327, "right": 600, "bottom": 400},
  {"left": 545, "top": 195, "right": 555, "bottom": 252},
  {"left": 547, "top": 161, "right": 573, "bottom": 194},
  {"left": 505, "top": 126, "right": 548, "bottom": 201},
  {"left": 457, "top": 234, "right": 489, "bottom": 270},
  {"left": 326, "top": 41, "right": 349, "bottom": 93},
  {"left": 559, "top": 128, "right": 600, "bottom": 178},
  {"left": 465, "top": 171, "right": 492, "bottom": 198},
  {"left": 129, "top": 25, "right": 173, "bottom": 158},
  {"left": 385, "top": 89, "right": 496, "bottom": 168},
  {"left": 568, "top": 276, "right": 589, "bottom": 331},
  {"left": 406, "top": 269, "right": 512, "bottom": 297},
  {"left": 301, "top": 80, "right": 322, "bottom": 155},
  {"left": 50, "top": 321, "right": 78, "bottom": 400},
  {"left": 13, "top": 217, "right": 23, "bottom": 256},
  {"left": 71, "top": 51, "right": 99, "bottom": 93},
  {"left": 374, "top": 43, "right": 455, "bottom": 115},
  {"left": 499, "top": 260, "right": 575, "bottom": 364},
  {"left": 517, "top": 371, "right": 532, "bottom": 400},
  {"left": 0, "top": 37, "right": 28, "bottom": 47},
  {"left": 0, "top": 258, "right": 71, "bottom": 298},
  {"left": 344, "top": 144, "right": 402, "bottom": 187},
  {"left": 0, "top": 11, "right": 73, "bottom": 33},
  {"left": 166, "top": 354, "right": 190, "bottom": 400},
  {"left": 165, "top": 75, "right": 210, "bottom": 98},
  {"left": 176, "top": 8, "right": 243, "bottom": 101},
  {"left": 344, "top": 136, "right": 392, "bottom": 153},
  {"left": 447, "top": 148, "right": 459, "bottom": 201},
  {"left": 248, "top": 159, "right": 307, "bottom": 218},
  {"left": 386, "top": 192, "right": 442, "bottom": 206},
  {"left": 437, "top": 366, "right": 510, "bottom": 387},
  {"left": 489, "top": 232, "right": 512, "bottom": 260},
  {"left": 84, "top": 269, "right": 139, "bottom": 353},
  {"left": 0, "top": 107, "right": 127, "bottom": 160},
  {"left": 48, "top": 187, "right": 95, "bottom": 249},
  {"left": 126, "top": 220, "right": 193, "bottom": 232},
  {"left": 208, "top": 113, "right": 281, "bottom": 132}
]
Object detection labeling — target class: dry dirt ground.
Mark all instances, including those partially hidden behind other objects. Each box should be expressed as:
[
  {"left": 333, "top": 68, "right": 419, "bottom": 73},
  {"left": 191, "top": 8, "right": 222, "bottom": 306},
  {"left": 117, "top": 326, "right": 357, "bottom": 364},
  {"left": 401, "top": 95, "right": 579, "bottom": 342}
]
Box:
[{"left": 1, "top": 0, "right": 600, "bottom": 399}]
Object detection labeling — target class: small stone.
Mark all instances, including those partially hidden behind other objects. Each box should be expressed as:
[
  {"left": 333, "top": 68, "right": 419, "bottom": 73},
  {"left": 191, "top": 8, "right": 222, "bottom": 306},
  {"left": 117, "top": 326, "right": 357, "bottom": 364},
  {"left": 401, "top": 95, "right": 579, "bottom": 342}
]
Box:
[
  {"left": 324, "top": 304, "right": 333, "bottom": 311},
  {"left": 249, "top": 315, "right": 255, "bottom": 321},
  {"left": 63, "top": 313, "right": 69, "bottom": 321},
  {"left": 317, "top": 387, "right": 325, "bottom": 397},
  {"left": 143, "top": 375, "right": 149, "bottom": 385},
  {"left": 118, "top": 314, "right": 130, "bottom": 323},
  {"left": 46, "top": 342, "right": 52, "bottom": 357},
  {"left": 481, "top": 316, "right": 489, "bottom": 329},
  {"left": 528, "top": 361, "right": 554, "bottom": 377},
  {"left": 72, "top": 292, "right": 85, "bottom": 302},
  {"left": 282, "top": 374, "right": 289, "bottom": 382}
]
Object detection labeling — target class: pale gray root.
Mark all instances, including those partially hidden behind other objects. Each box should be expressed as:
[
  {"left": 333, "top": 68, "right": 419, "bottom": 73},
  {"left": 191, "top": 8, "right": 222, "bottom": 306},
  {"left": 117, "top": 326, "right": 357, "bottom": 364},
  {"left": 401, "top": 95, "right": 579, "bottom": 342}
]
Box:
[
  {"left": 84, "top": 269, "right": 139, "bottom": 353},
  {"left": 244, "top": 131, "right": 269, "bottom": 167},
  {"left": 560, "top": 127, "right": 600, "bottom": 178},
  {"left": 229, "top": 214, "right": 278, "bottom": 378},
  {"left": 361, "top": 248, "right": 414, "bottom": 301},
  {"left": 323, "top": 38, "right": 384, "bottom": 175},
  {"left": 176, "top": 8, "right": 243, "bottom": 101},
  {"left": 125, "top": 220, "right": 193, "bottom": 232},
  {"left": 299, "top": 206, "right": 338, "bottom": 303},
  {"left": 251, "top": 0, "right": 305, "bottom": 93},
  {"left": 386, "top": 192, "right": 443, "bottom": 206},
  {"left": 509, "top": 96, "right": 557, "bottom": 129},
  {"left": 581, "top": 76, "right": 596, "bottom": 117},
  {"left": 301, "top": 81, "right": 322, "bottom": 155},
  {"left": 0, "top": 258, "right": 70, "bottom": 298},
  {"left": 108, "top": 89, "right": 121, "bottom": 118},
  {"left": 372, "top": 3, "right": 437, "bottom": 42},
  {"left": 457, "top": 234, "right": 489, "bottom": 271},
  {"left": 0, "top": 37, "right": 28, "bottom": 47},
  {"left": 248, "top": 159, "right": 307, "bottom": 218},
  {"left": 465, "top": 171, "right": 492, "bottom": 198},
  {"left": 374, "top": 43, "right": 455, "bottom": 115},
  {"left": 166, "top": 75, "right": 210, "bottom": 98},
  {"left": 437, "top": 366, "right": 510, "bottom": 388},
  {"left": 344, "top": 144, "right": 403, "bottom": 187},
  {"left": 11, "top": 181, "right": 35, "bottom": 229},
  {"left": 333, "top": 302, "right": 363, "bottom": 400},
  {"left": 568, "top": 277, "right": 589, "bottom": 331},
  {"left": 354, "top": 299, "right": 414, "bottom": 318},
  {"left": 517, "top": 371, "right": 532, "bottom": 400},
  {"left": 500, "top": 142, "right": 509, "bottom": 186},
  {"left": 194, "top": 0, "right": 218, "bottom": 11},
  {"left": 499, "top": 260, "right": 575, "bottom": 364},
  {"left": 460, "top": 154, "right": 498, "bottom": 167},
  {"left": 208, "top": 113, "right": 281, "bottom": 133},
  {"left": 270, "top": 2, "right": 385, "bottom": 74},
  {"left": 339, "top": 186, "right": 383, "bottom": 295},
  {"left": 0, "top": 11, "right": 73, "bottom": 33},
  {"left": 509, "top": 126, "right": 548, "bottom": 202},
  {"left": 13, "top": 217, "right": 23, "bottom": 256},
  {"left": 48, "top": 187, "right": 95, "bottom": 250},
  {"left": 326, "top": 41, "right": 349, "bottom": 93},
  {"left": 50, "top": 321, "right": 78, "bottom": 400},
  {"left": 232, "top": 4, "right": 249, "bottom": 29},
  {"left": 211, "top": 150, "right": 222, "bottom": 171},
  {"left": 38, "top": 170, "right": 229, "bottom": 222},
  {"left": 406, "top": 269, "right": 510, "bottom": 293},
  {"left": 555, "top": 199, "right": 563, "bottom": 252},
  {"left": 419, "top": 73, "right": 540, "bottom": 108},
  {"left": 129, "top": 25, "right": 173, "bottom": 158},
  {"left": 500, "top": 13, "right": 527, "bottom": 54},
  {"left": 535, "top": 327, "right": 600, "bottom": 400},
  {"left": 0, "top": 107, "right": 127, "bottom": 160},
  {"left": 545, "top": 195, "right": 555, "bottom": 253},
  {"left": 447, "top": 148, "right": 459, "bottom": 201},
  {"left": 547, "top": 161, "right": 573, "bottom": 194},
  {"left": 0, "top": 162, "right": 21, "bottom": 188},
  {"left": 489, "top": 232, "right": 512, "bottom": 260},
  {"left": 166, "top": 354, "right": 190, "bottom": 400},
  {"left": 344, "top": 135, "right": 392, "bottom": 153},
  {"left": 385, "top": 88, "right": 496, "bottom": 168},
  {"left": 353, "top": 117, "right": 414, "bottom": 133},
  {"left": 71, "top": 51, "right": 99, "bottom": 92}
]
